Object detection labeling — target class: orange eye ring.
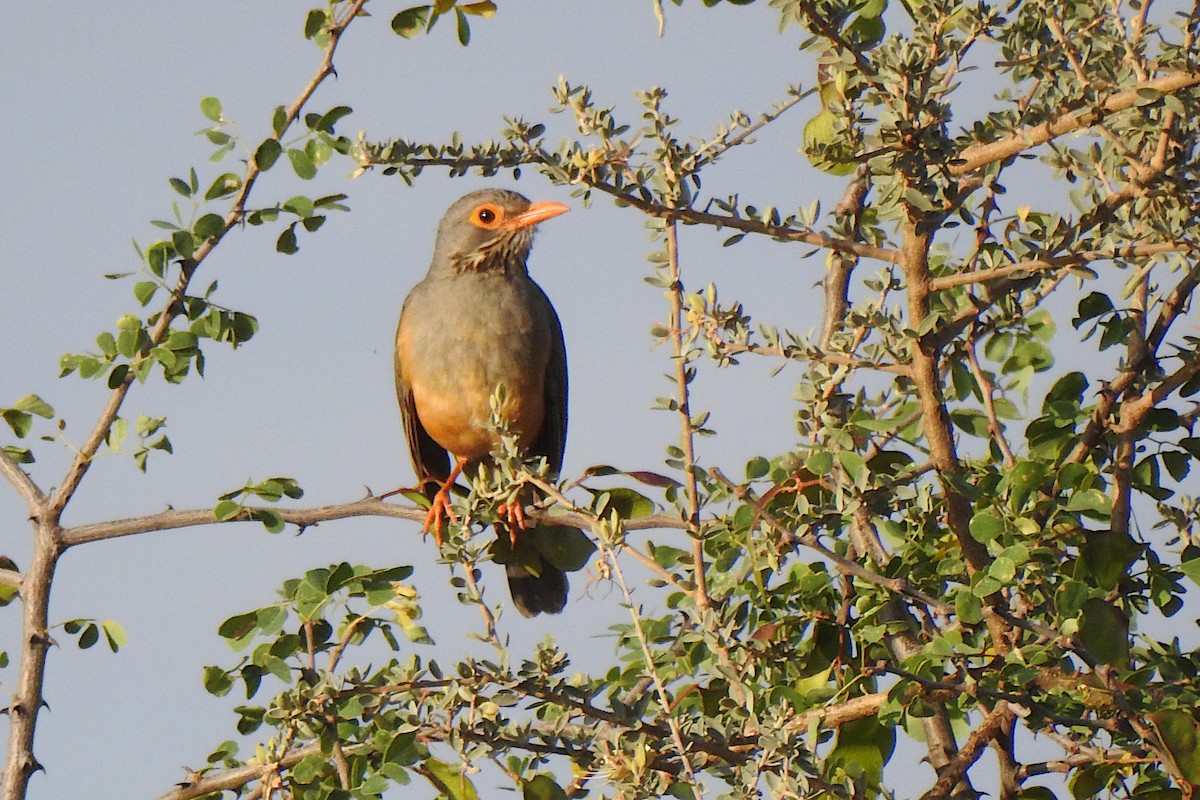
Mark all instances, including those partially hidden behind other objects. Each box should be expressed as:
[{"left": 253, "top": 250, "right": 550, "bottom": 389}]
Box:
[{"left": 471, "top": 203, "right": 504, "bottom": 229}]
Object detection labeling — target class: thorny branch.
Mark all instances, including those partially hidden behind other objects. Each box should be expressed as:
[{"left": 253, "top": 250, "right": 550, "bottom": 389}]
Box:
[{"left": 952, "top": 70, "right": 1200, "bottom": 175}]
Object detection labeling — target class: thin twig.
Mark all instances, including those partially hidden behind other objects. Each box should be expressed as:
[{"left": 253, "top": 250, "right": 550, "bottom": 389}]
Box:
[
  {"left": 965, "top": 333, "right": 1017, "bottom": 467},
  {"left": 601, "top": 544, "right": 703, "bottom": 794},
  {"left": 663, "top": 218, "right": 710, "bottom": 611},
  {"left": 591, "top": 182, "right": 903, "bottom": 264}
]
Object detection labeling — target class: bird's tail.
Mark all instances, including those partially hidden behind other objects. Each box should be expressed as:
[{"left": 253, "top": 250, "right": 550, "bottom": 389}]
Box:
[{"left": 504, "top": 524, "right": 570, "bottom": 617}]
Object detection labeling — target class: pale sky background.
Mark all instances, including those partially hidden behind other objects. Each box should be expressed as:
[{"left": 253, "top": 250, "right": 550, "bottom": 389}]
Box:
[{"left": 0, "top": 2, "right": 1174, "bottom": 799}]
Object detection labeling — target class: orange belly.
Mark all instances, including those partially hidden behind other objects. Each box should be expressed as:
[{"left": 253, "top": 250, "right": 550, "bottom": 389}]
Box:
[{"left": 410, "top": 376, "right": 544, "bottom": 461}]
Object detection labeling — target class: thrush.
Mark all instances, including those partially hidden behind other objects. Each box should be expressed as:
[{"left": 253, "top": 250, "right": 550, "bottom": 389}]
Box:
[{"left": 394, "top": 188, "right": 572, "bottom": 616}]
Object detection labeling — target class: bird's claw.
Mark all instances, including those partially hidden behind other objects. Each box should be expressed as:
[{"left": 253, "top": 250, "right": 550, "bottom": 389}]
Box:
[
  {"left": 422, "top": 487, "right": 460, "bottom": 547},
  {"left": 498, "top": 501, "right": 528, "bottom": 547}
]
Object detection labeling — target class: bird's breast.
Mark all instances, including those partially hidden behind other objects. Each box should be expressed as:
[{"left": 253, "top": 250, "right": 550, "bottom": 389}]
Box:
[{"left": 397, "top": 275, "right": 552, "bottom": 460}]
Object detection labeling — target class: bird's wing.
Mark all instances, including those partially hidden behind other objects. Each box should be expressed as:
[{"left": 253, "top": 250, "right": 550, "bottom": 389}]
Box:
[
  {"left": 530, "top": 287, "right": 568, "bottom": 476},
  {"left": 395, "top": 310, "right": 451, "bottom": 487}
]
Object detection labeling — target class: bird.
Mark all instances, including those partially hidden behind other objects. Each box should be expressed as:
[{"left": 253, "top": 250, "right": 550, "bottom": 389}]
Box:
[{"left": 394, "top": 188, "right": 572, "bottom": 616}]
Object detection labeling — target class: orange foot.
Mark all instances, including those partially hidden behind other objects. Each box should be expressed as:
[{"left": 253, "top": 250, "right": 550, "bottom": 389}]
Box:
[
  {"left": 420, "top": 457, "right": 467, "bottom": 547},
  {"left": 497, "top": 500, "right": 529, "bottom": 547},
  {"left": 422, "top": 484, "right": 460, "bottom": 547}
]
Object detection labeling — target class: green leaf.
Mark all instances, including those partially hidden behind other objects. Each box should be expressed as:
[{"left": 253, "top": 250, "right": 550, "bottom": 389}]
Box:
[
  {"left": 802, "top": 110, "right": 856, "bottom": 175},
  {"left": 203, "top": 665, "right": 234, "bottom": 696},
  {"left": 169, "top": 177, "right": 193, "bottom": 197},
  {"left": 276, "top": 226, "right": 299, "bottom": 255},
  {"left": 989, "top": 555, "right": 1016, "bottom": 583},
  {"left": 205, "top": 173, "right": 241, "bottom": 200},
  {"left": 1073, "top": 292, "right": 1113, "bottom": 328},
  {"left": 254, "top": 508, "right": 285, "bottom": 533},
  {"left": 78, "top": 622, "right": 99, "bottom": 649},
  {"left": 745, "top": 456, "right": 770, "bottom": 480},
  {"left": 101, "top": 619, "right": 127, "bottom": 652},
  {"left": 826, "top": 715, "right": 894, "bottom": 788},
  {"left": 172, "top": 230, "right": 196, "bottom": 259},
  {"left": 392, "top": 6, "right": 430, "bottom": 37},
  {"left": 460, "top": 1, "right": 497, "bottom": 17},
  {"left": 3, "top": 446, "right": 33, "bottom": 464},
  {"left": 1082, "top": 530, "right": 1139, "bottom": 590},
  {"left": 254, "top": 139, "right": 282, "bottom": 172},
  {"left": 1182, "top": 558, "right": 1200, "bottom": 588},
  {"left": 314, "top": 106, "right": 353, "bottom": 133},
  {"left": 303, "top": 7, "right": 327, "bottom": 38},
  {"left": 1065, "top": 488, "right": 1112, "bottom": 516},
  {"left": 955, "top": 589, "right": 983, "bottom": 624},
  {"left": 2, "top": 410, "right": 31, "bottom": 439},
  {"left": 599, "top": 487, "right": 654, "bottom": 519},
  {"left": 1004, "top": 461, "right": 1047, "bottom": 511},
  {"left": 107, "top": 364, "right": 130, "bottom": 390},
  {"left": 287, "top": 148, "right": 316, "bottom": 180},
  {"left": 421, "top": 758, "right": 479, "bottom": 800},
  {"left": 1017, "top": 787, "right": 1057, "bottom": 800},
  {"left": 972, "top": 575, "right": 1003, "bottom": 597},
  {"left": 213, "top": 500, "right": 241, "bottom": 521},
  {"left": 13, "top": 395, "right": 53, "bottom": 419},
  {"left": 107, "top": 417, "right": 128, "bottom": 451},
  {"left": 530, "top": 525, "right": 595, "bottom": 572},
  {"left": 194, "top": 213, "right": 225, "bottom": 240},
  {"left": 1077, "top": 598, "right": 1129, "bottom": 668},
  {"left": 133, "top": 281, "right": 158, "bottom": 306},
  {"left": 455, "top": 9, "right": 471, "bottom": 45},
  {"left": 806, "top": 450, "right": 833, "bottom": 475},
  {"left": 1147, "top": 710, "right": 1200, "bottom": 785},
  {"left": 271, "top": 105, "right": 287, "bottom": 137},
  {"left": 969, "top": 509, "right": 1004, "bottom": 543},
  {"left": 522, "top": 774, "right": 567, "bottom": 800},
  {"left": 218, "top": 611, "right": 257, "bottom": 641},
  {"left": 1162, "top": 450, "right": 1191, "bottom": 482},
  {"left": 283, "top": 195, "right": 315, "bottom": 218},
  {"left": 200, "top": 96, "right": 222, "bottom": 122}
]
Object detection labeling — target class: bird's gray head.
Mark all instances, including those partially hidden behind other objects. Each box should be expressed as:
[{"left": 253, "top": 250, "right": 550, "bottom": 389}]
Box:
[{"left": 428, "top": 188, "right": 569, "bottom": 276}]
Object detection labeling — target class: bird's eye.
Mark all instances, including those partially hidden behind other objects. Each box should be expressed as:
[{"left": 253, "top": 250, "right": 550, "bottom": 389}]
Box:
[{"left": 473, "top": 204, "right": 502, "bottom": 227}]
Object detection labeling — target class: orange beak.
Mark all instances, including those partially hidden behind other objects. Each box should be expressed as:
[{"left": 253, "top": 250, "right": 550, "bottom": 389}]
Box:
[{"left": 508, "top": 200, "right": 570, "bottom": 229}]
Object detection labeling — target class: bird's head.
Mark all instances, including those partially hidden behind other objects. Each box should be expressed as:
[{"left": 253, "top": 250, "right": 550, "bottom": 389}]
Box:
[{"left": 430, "top": 188, "right": 569, "bottom": 276}]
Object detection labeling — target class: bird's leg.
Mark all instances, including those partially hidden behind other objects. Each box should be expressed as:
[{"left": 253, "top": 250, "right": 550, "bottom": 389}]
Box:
[
  {"left": 423, "top": 457, "right": 467, "bottom": 547},
  {"left": 497, "top": 497, "right": 530, "bottom": 548}
]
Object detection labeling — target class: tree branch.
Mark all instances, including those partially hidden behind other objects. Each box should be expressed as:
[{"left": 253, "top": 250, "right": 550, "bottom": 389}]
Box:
[
  {"left": 154, "top": 740, "right": 330, "bottom": 800},
  {"left": 918, "top": 703, "right": 1017, "bottom": 800},
  {"left": 2, "top": 531, "right": 61, "bottom": 800},
  {"left": 951, "top": 70, "right": 1200, "bottom": 176},
  {"left": 0, "top": 449, "right": 45, "bottom": 514},
  {"left": 60, "top": 494, "right": 687, "bottom": 550},
  {"left": 592, "top": 183, "right": 902, "bottom": 264},
  {"left": 930, "top": 241, "right": 1190, "bottom": 291}
]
